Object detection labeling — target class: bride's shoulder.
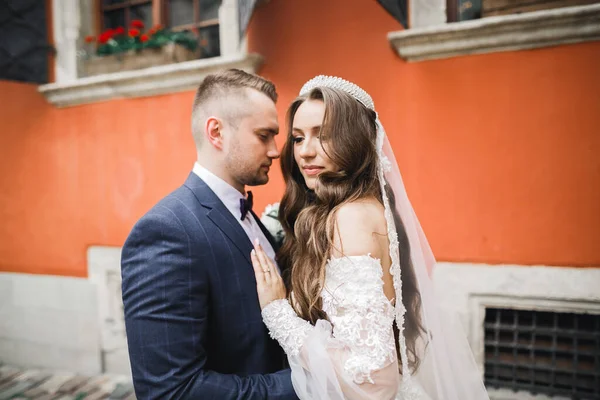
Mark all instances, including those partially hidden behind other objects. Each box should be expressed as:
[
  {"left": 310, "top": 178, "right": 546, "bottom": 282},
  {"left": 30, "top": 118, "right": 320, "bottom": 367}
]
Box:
[
  {"left": 332, "top": 198, "right": 387, "bottom": 258},
  {"left": 334, "top": 197, "right": 386, "bottom": 228}
]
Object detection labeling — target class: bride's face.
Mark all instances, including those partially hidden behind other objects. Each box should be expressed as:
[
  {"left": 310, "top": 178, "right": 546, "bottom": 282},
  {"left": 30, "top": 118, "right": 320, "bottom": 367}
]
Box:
[{"left": 291, "top": 99, "right": 338, "bottom": 190}]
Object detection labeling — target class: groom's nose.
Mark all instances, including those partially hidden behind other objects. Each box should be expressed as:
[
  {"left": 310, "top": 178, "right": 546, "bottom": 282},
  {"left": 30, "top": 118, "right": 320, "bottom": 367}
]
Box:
[{"left": 266, "top": 139, "right": 280, "bottom": 159}]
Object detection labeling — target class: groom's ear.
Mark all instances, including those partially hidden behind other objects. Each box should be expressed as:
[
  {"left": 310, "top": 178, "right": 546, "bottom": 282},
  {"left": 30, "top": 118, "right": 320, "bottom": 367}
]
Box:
[{"left": 205, "top": 116, "right": 224, "bottom": 150}]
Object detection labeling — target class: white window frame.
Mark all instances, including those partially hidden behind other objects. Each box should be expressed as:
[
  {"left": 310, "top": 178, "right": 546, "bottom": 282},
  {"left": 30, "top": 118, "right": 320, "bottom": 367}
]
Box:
[
  {"left": 389, "top": 1, "right": 600, "bottom": 62},
  {"left": 39, "top": 0, "right": 264, "bottom": 107}
]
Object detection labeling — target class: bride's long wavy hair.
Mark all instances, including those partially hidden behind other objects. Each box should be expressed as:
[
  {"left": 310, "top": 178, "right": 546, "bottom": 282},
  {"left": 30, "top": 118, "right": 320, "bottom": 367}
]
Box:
[{"left": 278, "top": 87, "right": 425, "bottom": 371}]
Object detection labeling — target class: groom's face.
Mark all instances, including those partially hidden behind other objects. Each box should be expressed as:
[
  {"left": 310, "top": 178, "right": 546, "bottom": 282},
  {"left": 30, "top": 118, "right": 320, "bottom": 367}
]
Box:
[{"left": 224, "top": 89, "right": 280, "bottom": 188}]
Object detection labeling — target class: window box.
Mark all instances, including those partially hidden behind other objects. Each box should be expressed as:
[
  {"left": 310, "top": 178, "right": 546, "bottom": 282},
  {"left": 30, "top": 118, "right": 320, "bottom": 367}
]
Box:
[{"left": 82, "top": 42, "right": 200, "bottom": 76}]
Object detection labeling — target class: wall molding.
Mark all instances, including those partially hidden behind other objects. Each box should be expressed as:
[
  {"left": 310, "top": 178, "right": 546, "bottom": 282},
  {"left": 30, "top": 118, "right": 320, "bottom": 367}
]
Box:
[
  {"left": 38, "top": 53, "right": 263, "bottom": 107},
  {"left": 389, "top": 4, "right": 600, "bottom": 62}
]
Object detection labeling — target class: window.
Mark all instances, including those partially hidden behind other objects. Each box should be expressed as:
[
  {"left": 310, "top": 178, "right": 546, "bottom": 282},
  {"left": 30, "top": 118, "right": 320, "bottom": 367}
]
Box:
[
  {"left": 447, "top": 0, "right": 600, "bottom": 22},
  {"left": 99, "top": 0, "right": 221, "bottom": 58},
  {"left": 101, "top": 0, "right": 154, "bottom": 31},
  {"left": 484, "top": 308, "right": 600, "bottom": 399},
  {"left": 40, "top": 0, "right": 261, "bottom": 106},
  {"left": 164, "top": 0, "right": 221, "bottom": 58},
  {"left": 446, "top": 0, "right": 482, "bottom": 22}
]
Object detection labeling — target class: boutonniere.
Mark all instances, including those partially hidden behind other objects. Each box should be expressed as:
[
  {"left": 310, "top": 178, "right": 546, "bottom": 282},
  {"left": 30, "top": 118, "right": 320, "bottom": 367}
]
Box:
[{"left": 260, "top": 202, "right": 285, "bottom": 247}]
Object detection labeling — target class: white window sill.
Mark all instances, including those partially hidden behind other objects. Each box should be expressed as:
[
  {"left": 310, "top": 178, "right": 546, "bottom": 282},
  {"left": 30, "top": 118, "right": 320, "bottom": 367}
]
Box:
[
  {"left": 38, "top": 53, "right": 264, "bottom": 107},
  {"left": 388, "top": 4, "right": 600, "bottom": 62}
]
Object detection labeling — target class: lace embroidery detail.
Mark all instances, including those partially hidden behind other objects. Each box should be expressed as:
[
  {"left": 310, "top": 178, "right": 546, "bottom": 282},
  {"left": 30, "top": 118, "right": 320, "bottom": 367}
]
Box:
[
  {"left": 263, "top": 256, "right": 397, "bottom": 385},
  {"left": 376, "top": 122, "right": 411, "bottom": 379},
  {"left": 323, "top": 255, "right": 397, "bottom": 384},
  {"left": 261, "top": 299, "right": 311, "bottom": 357}
]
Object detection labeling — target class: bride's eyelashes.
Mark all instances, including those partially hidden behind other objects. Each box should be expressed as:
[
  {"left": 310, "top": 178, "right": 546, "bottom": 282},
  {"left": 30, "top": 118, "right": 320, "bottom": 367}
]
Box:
[{"left": 292, "top": 135, "right": 323, "bottom": 144}]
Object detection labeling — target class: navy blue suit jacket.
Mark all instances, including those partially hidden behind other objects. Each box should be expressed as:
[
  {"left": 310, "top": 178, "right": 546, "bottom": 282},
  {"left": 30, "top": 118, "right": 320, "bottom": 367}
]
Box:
[{"left": 121, "top": 172, "right": 297, "bottom": 399}]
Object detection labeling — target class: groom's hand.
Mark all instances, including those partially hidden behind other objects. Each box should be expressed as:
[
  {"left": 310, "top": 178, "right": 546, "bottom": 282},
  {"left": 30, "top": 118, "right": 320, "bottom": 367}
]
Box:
[{"left": 251, "top": 239, "right": 286, "bottom": 309}]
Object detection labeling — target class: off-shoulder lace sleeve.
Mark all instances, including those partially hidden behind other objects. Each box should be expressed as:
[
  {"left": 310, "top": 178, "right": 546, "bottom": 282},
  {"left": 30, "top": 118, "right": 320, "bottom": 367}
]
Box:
[
  {"left": 262, "top": 255, "right": 399, "bottom": 400},
  {"left": 261, "top": 299, "right": 312, "bottom": 357}
]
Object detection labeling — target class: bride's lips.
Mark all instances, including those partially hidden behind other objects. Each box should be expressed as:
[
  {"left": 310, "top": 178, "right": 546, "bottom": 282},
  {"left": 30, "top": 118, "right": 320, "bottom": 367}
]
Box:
[{"left": 302, "top": 165, "right": 324, "bottom": 176}]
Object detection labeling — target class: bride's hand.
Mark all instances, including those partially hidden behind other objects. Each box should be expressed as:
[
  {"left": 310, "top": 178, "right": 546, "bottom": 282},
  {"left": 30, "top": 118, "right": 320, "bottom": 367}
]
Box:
[{"left": 251, "top": 239, "right": 286, "bottom": 310}]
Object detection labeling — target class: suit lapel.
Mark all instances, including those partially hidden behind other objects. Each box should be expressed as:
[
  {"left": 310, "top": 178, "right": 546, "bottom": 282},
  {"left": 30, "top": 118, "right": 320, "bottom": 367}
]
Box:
[
  {"left": 207, "top": 207, "right": 254, "bottom": 265},
  {"left": 184, "top": 173, "right": 253, "bottom": 265},
  {"left": 250, "top": 210, "right": 291, "bottom": 286}
]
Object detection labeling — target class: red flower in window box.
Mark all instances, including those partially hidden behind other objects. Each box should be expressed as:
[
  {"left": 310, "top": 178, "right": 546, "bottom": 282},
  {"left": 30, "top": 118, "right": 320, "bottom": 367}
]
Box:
[
  {"left": 131, "top": 20, "right": 144, "bottom": 29},
  {"left": 85, "top": 35, "right": 95, "bottom": 43},
  {"left": 98, "top": 30, "right": 113, "bottom": 44},
  {"left": 89, "top": 24, "right": 198, "bottom": 59}
]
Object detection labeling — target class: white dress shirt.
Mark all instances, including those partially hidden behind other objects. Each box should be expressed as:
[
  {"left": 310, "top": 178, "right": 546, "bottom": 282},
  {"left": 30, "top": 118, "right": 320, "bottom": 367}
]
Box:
[{"left": 192, "top": 163, "right": 277, "bottom": 264}]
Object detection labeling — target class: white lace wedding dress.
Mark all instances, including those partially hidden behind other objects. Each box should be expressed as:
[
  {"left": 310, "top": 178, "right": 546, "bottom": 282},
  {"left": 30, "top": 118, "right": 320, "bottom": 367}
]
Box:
[
  {"left": 262, "top": 255, "right": 431, "bottom": 400},
  {"left": 261, "top": 75, "right": 490, "bottom": 400}
]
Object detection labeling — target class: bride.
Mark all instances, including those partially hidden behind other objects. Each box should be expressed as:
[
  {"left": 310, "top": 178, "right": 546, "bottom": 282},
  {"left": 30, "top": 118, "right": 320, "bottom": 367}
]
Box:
[{"left": 250, "top": 76, "right": 489, "bottom": 399}]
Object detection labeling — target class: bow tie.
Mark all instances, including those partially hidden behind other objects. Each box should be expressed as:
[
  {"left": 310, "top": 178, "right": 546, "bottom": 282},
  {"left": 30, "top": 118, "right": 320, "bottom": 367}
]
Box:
[{"left": 240, "top": 191, "right": 253, "bottom": 221}]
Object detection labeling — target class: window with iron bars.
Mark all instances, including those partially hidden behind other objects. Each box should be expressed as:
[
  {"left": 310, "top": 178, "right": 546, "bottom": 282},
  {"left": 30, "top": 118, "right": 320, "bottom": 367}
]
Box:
[{"left": 484, "top": 308, "right": 600, "bottom": 399}]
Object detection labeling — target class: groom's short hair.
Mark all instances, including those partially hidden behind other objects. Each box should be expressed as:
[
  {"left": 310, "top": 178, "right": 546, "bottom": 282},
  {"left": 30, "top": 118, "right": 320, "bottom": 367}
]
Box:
[{"left": 191, "top": 69, "right": 277, "bottom": 147}]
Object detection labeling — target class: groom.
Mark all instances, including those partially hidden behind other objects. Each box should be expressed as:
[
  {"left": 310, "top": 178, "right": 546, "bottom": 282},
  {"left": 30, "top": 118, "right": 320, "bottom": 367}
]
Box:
[{"left": 121, "top": 69, "right": 297, "bottom": 399}]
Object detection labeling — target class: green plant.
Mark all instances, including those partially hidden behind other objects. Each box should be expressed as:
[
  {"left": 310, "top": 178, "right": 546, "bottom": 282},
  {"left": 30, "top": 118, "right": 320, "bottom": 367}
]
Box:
[{"left": 85, "top": 20, "right": 198, "bottom": 57}]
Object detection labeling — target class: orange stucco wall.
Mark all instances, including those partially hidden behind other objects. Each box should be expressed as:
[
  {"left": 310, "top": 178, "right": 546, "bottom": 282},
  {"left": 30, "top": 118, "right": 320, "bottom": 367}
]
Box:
[{"left": 1, "top": 0, "right": 598, "bottom": 277}]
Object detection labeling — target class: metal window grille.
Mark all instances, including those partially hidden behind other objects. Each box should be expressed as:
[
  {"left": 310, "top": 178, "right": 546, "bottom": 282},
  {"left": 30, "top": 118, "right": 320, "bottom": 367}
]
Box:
[{"left": 484, "top": 308, "right": 600, "bottom": 399}]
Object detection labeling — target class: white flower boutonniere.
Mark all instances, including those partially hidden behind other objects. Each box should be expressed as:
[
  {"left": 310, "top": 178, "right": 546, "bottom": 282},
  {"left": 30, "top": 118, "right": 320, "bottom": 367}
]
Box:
[{"left": 260, "top": 202, "right": 285, "bottom": 247}]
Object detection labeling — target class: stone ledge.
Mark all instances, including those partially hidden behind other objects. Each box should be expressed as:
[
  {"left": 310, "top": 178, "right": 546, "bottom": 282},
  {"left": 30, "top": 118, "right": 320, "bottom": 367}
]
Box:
[
  {"left": 39, "top": 53, "right": 264, "bottom": 107},
  {"left": 388, "top": 4, "right": 600, "bottom": 62}
]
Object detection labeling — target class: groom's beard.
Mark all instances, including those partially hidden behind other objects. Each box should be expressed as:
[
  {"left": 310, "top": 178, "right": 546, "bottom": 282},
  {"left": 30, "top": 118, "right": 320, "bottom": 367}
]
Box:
[
  {"left": 225, "top": 137, "right": 273, "bottom": 187},
  {"left": 225, "top": 156, "right": 271, "bottom": 187},
  {"left": 243, "top": 168, "right": 269, "bottom": 186}
]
